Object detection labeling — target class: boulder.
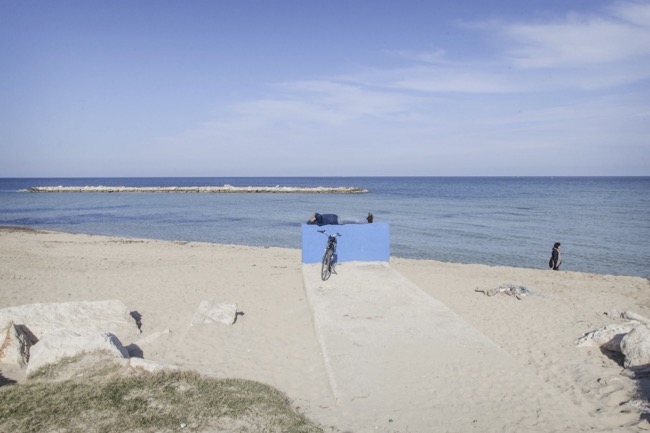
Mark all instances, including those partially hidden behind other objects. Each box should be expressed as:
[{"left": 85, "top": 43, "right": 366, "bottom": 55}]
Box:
[
  {"left": 621, "top": 325, "right": 650, "bottom": 368},
  {"left": 190, "top": 301, "right": 238, "bottom": 326},
  {"left": 621, "top": 311, "right": 650, "bottom": 324},
  {"left": 128, "top": 357, "right": 179, "bottom": 373},
  {"left": 576, "top": 322, "right": 640, "bottom": 352},
  {"left": 0, "top": 300, "right": 140, "bottom": 343},
  {"left": 26, "top": 331, "right": 129, "bottom": 376},
  {"left": 0, "top": 322, "right": 38, "bottom": 366}
]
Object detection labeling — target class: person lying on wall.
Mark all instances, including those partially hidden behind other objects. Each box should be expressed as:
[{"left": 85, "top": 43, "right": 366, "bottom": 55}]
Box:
[{"left": 307, "top": 212, "right": 373, "bottom": 225}]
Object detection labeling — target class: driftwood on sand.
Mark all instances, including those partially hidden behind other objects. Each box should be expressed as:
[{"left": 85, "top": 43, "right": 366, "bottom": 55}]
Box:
[{"left": 475, "top": 284, "right": 543, "bottom": 300}]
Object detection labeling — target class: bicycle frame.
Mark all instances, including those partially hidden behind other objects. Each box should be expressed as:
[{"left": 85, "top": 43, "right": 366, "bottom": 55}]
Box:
[{"left": 318, "top": 229, "right": 341, "bottom": 281}]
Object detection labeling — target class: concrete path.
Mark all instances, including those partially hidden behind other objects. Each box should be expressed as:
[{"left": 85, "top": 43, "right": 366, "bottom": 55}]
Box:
[{"left": 302, "top": 261, "right": 596, "bottom": 433}]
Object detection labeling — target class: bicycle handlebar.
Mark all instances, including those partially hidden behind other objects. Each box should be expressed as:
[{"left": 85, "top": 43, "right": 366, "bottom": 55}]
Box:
[{"left": 317, "top": 229, "right": 342, "bottom": 237}]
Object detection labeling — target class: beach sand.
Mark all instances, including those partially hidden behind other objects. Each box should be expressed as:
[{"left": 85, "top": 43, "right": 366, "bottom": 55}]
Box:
[{"left": 1, "top": 228, "right": 648, "bottom": 432}]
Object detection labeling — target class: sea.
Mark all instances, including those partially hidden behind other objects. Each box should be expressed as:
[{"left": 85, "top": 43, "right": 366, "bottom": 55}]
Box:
[{"left": 0, "top": 177, "right": 648, "bottom": 278}]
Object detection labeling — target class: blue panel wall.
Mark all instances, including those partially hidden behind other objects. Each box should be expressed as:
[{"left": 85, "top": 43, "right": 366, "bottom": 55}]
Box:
[{"left": 301, "top": 223, "right": 390, "bottom": 263}]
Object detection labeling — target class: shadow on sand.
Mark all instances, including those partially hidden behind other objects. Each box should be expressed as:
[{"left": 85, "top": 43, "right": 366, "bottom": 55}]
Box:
[{"left": 0, "top": 371, "right": 17, "bottom": 387}]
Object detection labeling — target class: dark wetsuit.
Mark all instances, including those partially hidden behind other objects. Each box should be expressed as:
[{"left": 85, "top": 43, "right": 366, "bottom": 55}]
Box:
[
  {"left": 551, "top": 247, "right": 561, "bottom": 270},
  {"left": 307, "top": 213, "right": 339, "bottom": 226}
]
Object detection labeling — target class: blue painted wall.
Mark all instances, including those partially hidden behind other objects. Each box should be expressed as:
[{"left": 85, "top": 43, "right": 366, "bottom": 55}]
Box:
[{"left": 301, "top": 223, "right": 390, "bottom": 263}]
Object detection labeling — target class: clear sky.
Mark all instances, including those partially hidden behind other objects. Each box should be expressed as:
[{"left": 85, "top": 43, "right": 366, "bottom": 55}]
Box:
[{"left": 1, "top": 0, "right": 649, "bottom": 176}]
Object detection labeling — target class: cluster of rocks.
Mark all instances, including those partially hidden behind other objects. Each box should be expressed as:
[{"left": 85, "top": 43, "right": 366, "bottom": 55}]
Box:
[
  {"left": 23, "top": 185, "right": 368, "bottom": 194},
  {"left": 1, "top": 299, "right": 240, "bottom": 378},
  {"left": 577, "top": 310, "right": 650, "bottom": 369},
  {"left": 0, "top": 300, "right": 174, "bottom": 376}
]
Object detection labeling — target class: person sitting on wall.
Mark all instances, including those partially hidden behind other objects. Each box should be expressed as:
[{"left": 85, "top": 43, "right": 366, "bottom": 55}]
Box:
[{"left": 307, "top": 212, "right": 373, "bottom": 225}]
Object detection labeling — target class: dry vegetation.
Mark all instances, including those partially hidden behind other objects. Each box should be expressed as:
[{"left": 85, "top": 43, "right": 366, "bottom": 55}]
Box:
[{"left": 0, "top": 353, "right": 324, "bottom": 433}]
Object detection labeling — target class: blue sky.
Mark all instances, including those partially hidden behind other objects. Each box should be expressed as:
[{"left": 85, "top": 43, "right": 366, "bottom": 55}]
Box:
[{"left": 1, "top": 0, "right": 649, "bottom": 176}]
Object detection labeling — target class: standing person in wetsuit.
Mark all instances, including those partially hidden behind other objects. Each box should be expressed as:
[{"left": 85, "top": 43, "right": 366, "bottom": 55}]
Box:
[{"left": 550, "top": 242, "right": 562, "bottom": 270}]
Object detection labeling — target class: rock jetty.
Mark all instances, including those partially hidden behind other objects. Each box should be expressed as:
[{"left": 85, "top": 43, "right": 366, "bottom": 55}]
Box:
[{"left": 24, "top": 184, "right": 368, "bottom": 194}]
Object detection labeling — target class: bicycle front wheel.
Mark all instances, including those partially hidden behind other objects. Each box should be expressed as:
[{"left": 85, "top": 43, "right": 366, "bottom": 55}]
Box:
[{"left": 321, "top": 248, "right": 333, "bottom": 281}]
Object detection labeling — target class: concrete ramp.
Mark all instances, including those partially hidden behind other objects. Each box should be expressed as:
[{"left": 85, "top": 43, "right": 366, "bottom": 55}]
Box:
[{"left": 302, "top": 262, "right": 596, "bottom": 433}]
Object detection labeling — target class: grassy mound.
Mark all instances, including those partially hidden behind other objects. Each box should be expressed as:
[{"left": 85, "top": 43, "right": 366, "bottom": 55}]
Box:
[{"left": 0, "top": 354, "right": 324, "bottom": 433}]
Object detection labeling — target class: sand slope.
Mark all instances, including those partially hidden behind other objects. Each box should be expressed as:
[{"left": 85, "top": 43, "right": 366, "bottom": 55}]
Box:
[{"left": 393, "top": 257, "right": 650, "bottom": 432}]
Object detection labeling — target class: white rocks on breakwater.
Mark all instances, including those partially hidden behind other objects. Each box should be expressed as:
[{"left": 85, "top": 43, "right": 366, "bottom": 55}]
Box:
[{"left": 23, "top": 184, "right": 368, "bottom": 194}]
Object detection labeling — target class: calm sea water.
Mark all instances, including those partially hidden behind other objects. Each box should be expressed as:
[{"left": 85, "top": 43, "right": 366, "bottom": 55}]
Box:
[{"left": 0, "top": 177, "right": 648, "bottom": 278}]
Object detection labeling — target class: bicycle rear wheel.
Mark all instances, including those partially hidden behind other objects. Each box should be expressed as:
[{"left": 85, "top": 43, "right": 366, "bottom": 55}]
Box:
[{"left": 321, "top": 248, "right": 333, "bottom": 281}]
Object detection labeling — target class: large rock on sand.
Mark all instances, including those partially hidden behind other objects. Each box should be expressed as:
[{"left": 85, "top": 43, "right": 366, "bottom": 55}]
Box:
[
  {"left": 576, "top": 322, "right": 640, "bottom": 352},
  {"left": 621, "top": 325, "right": 650, "bottom": 368},
  {"left": 26, "top": 331, "right": 129, "bottom": 376},
  {"left": 190, "top": 301, "right": 238, "bottom": 326},
  {"left": 0, "top": 300, "right": 140, "bottom": 343},
  {"left": 128, "top": 357, "right": 179, "bottom": 373},
  {"left": 0, "top": 322, "right": 38, "bottom": 366}
]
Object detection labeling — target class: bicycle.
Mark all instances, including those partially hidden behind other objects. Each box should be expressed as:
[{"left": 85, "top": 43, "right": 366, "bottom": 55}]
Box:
[{"left": 318, "top": 229, "right": 341, "bottom": 281}]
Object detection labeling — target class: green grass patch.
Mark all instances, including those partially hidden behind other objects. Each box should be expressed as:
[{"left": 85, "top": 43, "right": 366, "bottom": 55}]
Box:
[{"left": 0, "top": 354, "right": 324, "bottom": 433}]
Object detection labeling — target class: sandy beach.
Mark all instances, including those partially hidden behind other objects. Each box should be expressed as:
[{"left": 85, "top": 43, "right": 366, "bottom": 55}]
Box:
[{"left": 1, "top": 227, "right": 649, "bottom": 432}]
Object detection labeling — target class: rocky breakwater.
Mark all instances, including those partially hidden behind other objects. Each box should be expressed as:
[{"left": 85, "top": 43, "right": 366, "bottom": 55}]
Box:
[{"left": 24, "top": 184, "right": 368, "bottom": 194}]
